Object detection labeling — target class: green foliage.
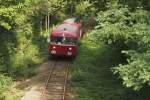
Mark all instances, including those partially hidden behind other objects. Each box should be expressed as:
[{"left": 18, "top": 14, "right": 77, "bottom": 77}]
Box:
[
  {"left": 11, "top": 44, "right": 41, "bottom": 77},
  {"left": 0, "top": 0, "right": 49, "bottom": 98},
  {"left": 72, "top": 37, "right": 146, "bottom": 100},
  {"left": 0, "top": 74, "right": 13, "bottom": 91},
  {"left": 0, "top": 74, "right": 19, "bottom": 100},
  {"left": 90, "top": 2, "right": 150, "bottom": 90},
  {"left": 34, "top": 0, "right": 67, "bottom": 20},
  {"left": 114, "top": 51, "right": 150, "bottom": 90},
  {"left": 0, "top": 0, "right": 29, "bottom": 30},
  {"left": 119, "top": 0, "right": 150, "bottom": 10},
  {"left": 0, "top": 0, "right": 49, "bottom": 74},
  {"left": 75, "top": 0, "right": 96, "bottom": 17}
]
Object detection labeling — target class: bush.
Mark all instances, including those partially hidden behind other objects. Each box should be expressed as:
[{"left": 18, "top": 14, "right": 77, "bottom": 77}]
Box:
[
  {"left": 89, "top": 3, "right": 150, "bottom": 90},
  {"left": 0, "top": 74, "right": 14, "bottom": 99}
]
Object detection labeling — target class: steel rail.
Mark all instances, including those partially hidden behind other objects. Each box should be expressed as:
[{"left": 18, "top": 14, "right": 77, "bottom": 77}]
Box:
[
  {"left": 62, "top": 63, "right": 70, "bottom": 100},
  {"left": 40, "top": 61, "right": 56, "bottom": 100},
  {"left": 40, "top": 61, "right": 70, "bottom": 100},
  {"left": 45, "top": 61, "right": 56, "bottom": 89}
]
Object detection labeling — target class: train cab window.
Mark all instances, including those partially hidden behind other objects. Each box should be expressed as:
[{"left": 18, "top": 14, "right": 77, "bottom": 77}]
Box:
[
  {"left": 51, "top": 36, "right": 63, "bottom": 44},
  {"left": 63, "top": 37, "right": 77, "bottom": 45},
  {"left": 51, "top": 36, "right": 77, "bottom": 45}
]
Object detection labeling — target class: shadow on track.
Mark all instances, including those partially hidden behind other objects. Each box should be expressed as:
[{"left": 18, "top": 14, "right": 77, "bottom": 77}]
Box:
[{"left": 48, "top": 55, "right": 75, "bottom": 63}]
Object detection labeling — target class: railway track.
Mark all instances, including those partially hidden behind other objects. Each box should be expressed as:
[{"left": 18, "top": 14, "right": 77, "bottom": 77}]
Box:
[{"left": 40, "top": 61, "right": 70, "bottom": 100}]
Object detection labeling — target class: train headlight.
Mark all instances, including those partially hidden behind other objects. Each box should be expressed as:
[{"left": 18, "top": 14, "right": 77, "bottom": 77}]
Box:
[
  {"left": 51, "top": 50, "right": 56, "bottom": 54},
  {"left": 53, "top": 46, "right": 56, "bottom": 49},
  {"left": 67, "top": 52, "right": 72, "bottom": 56},
  {"left": 69, "top": 47, "right": 72, "bottom": 51}
]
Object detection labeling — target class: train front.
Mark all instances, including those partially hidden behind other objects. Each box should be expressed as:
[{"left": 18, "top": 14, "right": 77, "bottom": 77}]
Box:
[{"left": 48, "top": 24, "right": 79, "bottom": 57}]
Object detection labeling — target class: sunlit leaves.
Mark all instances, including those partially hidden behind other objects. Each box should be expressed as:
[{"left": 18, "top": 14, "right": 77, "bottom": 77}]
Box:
[
  {"left": 114, "top": 51, "right": 150, "bottom": 90},
  {"left": 75, "top": 0, "right": 96, "bottom": 16},
  {"left": 0, "top": 74, "right": 13, "bottom": 91},
  {"left": 90, "top": 3, "right": 150, "bottom": 90}
]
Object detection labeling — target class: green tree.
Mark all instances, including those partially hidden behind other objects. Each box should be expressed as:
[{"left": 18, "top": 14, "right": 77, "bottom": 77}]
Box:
[{"left": 90, "top": 2, "right": 150, "bottom": 91}]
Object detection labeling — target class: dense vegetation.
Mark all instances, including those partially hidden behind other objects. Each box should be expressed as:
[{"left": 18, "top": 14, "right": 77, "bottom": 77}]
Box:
[
  {"left": 90, "top": 1, "right": 150, "bottom": 91},
  {"left": 0, "top": 0, "right": 69, "bottom": 99},
  {"left": 72, "top": 36, "right": 149, "bottom": 100},
  {"left": 0, "top": 0, "right": 150, "bottom": 99}
]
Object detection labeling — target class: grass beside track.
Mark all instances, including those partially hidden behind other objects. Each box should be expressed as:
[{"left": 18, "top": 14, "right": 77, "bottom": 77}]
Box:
[{"left": 71, "top": 37, "right": 145, "bottom": 100}]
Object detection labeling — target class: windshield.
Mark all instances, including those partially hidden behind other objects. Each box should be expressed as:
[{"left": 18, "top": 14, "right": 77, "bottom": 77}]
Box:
[
  {"left": 57, "top": 24, "right": 78, "bottom": 32},
  {"left": 50, "top": 36, "right": 77, "bottom": 45}
]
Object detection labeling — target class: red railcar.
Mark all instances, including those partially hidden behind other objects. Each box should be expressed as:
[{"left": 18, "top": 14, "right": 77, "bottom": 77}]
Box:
[{"left": 48, "top": 18, "right": 82, "bottom": 57}]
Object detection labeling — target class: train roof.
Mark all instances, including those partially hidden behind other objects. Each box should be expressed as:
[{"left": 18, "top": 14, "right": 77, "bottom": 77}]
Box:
[
  {"left": 51, "top": 24, "right": 78, "bottom": 38},
  {"left": 63, "top": 18, "right": 81, "bottom": 25}
]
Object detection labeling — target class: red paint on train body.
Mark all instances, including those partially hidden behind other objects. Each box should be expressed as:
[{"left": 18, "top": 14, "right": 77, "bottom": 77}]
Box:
[{"left": 48, "top": 18, "right": 82, "bottom": 57}]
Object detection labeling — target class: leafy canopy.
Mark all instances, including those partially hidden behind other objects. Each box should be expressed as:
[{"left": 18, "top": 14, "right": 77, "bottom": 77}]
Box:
[{"left": 90, "top": 2, "right": 150, "bottom": 91}]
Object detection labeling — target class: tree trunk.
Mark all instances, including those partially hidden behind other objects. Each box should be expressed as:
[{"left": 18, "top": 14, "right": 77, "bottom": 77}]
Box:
[{"left": 45, "top": 15, "right": 47, "bottom": 31}]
